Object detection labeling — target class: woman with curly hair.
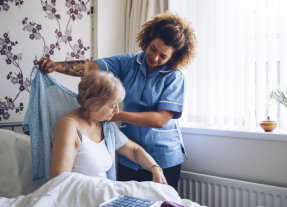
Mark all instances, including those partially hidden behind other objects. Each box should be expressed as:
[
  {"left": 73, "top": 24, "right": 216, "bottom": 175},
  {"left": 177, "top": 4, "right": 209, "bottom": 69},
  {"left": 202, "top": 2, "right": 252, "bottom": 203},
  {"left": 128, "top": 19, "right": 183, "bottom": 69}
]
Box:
[{"left": 39, "top": 12, "right": 196, "bottom": 190}]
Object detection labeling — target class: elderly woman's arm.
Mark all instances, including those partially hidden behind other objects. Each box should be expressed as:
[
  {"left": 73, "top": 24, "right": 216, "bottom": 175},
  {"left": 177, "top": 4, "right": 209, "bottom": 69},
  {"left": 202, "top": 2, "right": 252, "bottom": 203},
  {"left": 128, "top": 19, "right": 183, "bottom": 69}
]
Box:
[
  {"left": 116, "top": 140, "right": 167, "bottom": 184},
  {"left": 49, "top": 118, "right": 80, "bottom": 179}
]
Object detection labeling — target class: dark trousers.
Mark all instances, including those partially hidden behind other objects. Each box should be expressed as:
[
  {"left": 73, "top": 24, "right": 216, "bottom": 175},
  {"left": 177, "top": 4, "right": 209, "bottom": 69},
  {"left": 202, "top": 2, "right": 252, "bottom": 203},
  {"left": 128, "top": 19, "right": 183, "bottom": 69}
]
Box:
[{"left": 118, "top": 163, "right": 181, "bottom": 191}]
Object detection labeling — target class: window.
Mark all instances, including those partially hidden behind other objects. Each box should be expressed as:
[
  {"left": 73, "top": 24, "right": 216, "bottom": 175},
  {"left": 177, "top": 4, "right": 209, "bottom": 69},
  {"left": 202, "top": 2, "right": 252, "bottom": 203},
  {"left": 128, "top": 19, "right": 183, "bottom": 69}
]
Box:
[{"left": 170, "top": 0, "right": 287, "bottom": 132}]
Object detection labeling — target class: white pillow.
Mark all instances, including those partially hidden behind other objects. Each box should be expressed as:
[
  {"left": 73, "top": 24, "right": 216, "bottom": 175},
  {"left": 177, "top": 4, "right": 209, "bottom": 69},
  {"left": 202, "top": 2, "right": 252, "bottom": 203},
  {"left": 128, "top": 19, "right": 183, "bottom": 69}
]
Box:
[{"left": 0, "top": 129, "right": 45, "bottom": 197}]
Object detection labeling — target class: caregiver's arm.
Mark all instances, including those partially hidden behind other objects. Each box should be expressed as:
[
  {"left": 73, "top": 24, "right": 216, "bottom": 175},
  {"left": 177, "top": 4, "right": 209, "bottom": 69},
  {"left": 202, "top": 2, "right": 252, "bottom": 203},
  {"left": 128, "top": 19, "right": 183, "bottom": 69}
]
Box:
[
  {"left": 111, "top": 109, "right": 175, "bottom": 128},
  {"left": 39, "top": 58, "right": 99, "bottom": 76},
  {"left": 117, "top": 139, "right": 167, "bottom": 184}
]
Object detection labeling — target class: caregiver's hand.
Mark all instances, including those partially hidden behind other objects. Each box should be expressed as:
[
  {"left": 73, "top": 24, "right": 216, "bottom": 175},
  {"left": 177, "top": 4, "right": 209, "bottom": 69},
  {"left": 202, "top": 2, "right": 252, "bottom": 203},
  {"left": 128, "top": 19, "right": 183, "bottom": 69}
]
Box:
[{"left": 39, "top": 58, "right": 57, "bottom": 73}]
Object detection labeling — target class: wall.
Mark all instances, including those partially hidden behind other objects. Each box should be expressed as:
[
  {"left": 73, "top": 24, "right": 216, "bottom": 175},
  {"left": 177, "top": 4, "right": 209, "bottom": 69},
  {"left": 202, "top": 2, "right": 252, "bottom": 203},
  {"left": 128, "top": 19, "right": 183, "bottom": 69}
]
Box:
[
  {"left": 0, "top": 0, "right": 126, "bottom": 123},
  {"left": 95, "top": 0, "right": 126, "bottom": 58},
  {"left": 0, "top": 1, "right": 93, "bottom": 122},
  {"left": 181, "top": 128, "right": 287, "bottom": 187}
]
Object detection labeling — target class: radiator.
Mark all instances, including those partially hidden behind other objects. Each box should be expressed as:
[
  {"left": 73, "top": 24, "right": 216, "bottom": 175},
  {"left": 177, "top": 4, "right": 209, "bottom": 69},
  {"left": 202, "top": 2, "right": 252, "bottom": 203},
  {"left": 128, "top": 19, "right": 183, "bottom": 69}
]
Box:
[{"left": 178, "top": 171, "right": 287, "bottom": 207}]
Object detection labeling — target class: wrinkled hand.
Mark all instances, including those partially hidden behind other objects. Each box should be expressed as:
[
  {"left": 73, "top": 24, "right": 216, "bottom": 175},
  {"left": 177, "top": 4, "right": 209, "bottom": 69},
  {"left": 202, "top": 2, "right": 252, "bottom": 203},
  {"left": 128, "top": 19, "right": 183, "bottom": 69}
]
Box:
[
  {"left": 38, "top": 58, "right": 56, "bottom": 73},
  {"left": 152, "top": 167, "right": 167, "bottom": 184}
]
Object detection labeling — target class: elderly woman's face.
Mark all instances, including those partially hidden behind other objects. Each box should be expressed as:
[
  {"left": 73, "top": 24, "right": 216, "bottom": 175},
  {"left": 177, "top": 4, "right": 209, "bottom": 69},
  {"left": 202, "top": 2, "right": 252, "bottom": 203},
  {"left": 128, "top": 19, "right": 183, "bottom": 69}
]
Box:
[
  {"left": 93, "top": 99, "right": 120, "bottom": 121},
  {"left": 145, "top": 38, "right": 174, "bottom": 70}
]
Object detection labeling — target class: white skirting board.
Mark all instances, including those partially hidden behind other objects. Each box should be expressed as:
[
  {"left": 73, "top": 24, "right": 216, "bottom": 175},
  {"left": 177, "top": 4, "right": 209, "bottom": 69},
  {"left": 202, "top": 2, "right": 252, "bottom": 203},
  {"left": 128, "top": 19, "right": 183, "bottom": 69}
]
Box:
[{"left": 178, "top": 171, "right": 287, "bottom": 207}]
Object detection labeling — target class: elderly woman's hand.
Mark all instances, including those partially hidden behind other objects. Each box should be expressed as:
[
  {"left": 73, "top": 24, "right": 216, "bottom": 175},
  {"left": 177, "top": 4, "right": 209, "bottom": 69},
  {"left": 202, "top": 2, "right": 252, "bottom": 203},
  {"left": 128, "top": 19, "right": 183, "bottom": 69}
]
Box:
[
  {"left": 151, "top": 166, "right": 167, "bottom": 184},
  {"left": 38, "top": 58, "right": 57, "bottom": 73}
]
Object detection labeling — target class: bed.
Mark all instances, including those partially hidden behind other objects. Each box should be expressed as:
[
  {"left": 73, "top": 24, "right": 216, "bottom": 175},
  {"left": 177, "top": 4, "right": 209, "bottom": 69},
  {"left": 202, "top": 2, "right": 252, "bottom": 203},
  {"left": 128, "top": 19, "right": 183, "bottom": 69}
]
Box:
[{"left": 0, "top": 124, "right": 205, "bottom": 207}]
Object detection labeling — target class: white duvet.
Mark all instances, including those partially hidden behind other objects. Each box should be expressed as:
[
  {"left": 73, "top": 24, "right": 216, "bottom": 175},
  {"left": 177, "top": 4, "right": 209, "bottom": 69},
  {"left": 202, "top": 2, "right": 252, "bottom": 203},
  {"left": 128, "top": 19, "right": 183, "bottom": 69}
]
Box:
[{"left": 0, "top": 172, "right": 203, "bottom": 207}]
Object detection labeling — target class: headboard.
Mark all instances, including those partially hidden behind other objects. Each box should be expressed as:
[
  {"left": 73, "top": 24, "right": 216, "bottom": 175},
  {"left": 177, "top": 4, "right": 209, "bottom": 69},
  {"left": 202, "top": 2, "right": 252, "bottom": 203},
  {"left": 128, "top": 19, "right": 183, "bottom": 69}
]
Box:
[{"left": 0, "top": 122, "right": 29, "bottom": 134}]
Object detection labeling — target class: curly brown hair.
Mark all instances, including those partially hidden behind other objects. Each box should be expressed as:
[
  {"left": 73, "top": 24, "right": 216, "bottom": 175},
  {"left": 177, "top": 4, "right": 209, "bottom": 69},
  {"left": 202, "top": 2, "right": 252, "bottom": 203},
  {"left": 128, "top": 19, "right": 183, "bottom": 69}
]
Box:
[{"left": 137, "top": 12, "right": 196, "bottom": 70}]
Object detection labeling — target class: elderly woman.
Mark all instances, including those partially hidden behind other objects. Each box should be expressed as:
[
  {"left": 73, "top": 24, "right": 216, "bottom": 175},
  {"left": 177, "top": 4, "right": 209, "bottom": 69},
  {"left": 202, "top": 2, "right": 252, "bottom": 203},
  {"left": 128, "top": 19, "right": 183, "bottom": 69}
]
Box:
[{"left": 49, "top": 70, "right": 167, "bottom": 185}]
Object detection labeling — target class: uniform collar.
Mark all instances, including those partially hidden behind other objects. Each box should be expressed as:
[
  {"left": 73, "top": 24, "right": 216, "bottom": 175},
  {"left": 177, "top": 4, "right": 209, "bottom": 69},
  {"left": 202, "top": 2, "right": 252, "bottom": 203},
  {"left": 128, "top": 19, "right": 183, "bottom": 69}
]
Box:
[{"left": 136, "top": 51, "right": 172, "bottom": 77}]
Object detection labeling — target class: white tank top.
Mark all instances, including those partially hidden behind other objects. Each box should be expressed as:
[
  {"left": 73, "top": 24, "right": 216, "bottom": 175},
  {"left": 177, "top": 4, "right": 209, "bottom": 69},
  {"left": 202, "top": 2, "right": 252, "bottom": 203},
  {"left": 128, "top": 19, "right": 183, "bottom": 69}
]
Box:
[{"left": 66, "top": 117, "right": 113, "bottom": 178}]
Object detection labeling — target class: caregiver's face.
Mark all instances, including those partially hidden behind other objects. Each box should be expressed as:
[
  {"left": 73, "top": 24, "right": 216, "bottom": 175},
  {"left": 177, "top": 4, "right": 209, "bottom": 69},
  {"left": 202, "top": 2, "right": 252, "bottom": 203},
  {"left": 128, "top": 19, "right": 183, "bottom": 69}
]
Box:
[{"left": 145, "top": 38, "right": 174, "bottom": 71}]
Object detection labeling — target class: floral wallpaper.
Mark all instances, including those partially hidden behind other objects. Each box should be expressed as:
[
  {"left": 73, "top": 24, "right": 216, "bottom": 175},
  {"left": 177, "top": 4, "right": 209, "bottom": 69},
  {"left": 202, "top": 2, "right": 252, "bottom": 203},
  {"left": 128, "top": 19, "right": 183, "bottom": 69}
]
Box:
[{"left": 0, "top": 0, "right": 93, "bottom": 122}]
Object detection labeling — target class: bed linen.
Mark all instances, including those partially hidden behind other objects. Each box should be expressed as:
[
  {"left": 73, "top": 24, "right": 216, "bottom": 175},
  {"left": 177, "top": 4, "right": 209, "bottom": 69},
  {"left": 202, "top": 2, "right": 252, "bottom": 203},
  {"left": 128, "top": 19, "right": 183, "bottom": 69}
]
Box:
[{"left": 0, "top": 172, "right": 204, "bottom": 207}]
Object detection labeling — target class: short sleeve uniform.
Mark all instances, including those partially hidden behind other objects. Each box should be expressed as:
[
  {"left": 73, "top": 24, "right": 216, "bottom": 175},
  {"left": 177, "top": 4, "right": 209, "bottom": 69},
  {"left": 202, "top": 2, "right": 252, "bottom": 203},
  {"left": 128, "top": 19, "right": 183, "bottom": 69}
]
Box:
[{"left": 96, "top": 52, "right": 186, "bottom": 170}]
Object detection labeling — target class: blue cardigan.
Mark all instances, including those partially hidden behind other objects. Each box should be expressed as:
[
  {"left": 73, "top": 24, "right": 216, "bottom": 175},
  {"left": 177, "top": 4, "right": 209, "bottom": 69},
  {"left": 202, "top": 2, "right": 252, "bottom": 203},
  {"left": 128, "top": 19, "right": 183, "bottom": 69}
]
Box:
[{"left": 23, "top": 66, "right": 127, "bottom": 181}]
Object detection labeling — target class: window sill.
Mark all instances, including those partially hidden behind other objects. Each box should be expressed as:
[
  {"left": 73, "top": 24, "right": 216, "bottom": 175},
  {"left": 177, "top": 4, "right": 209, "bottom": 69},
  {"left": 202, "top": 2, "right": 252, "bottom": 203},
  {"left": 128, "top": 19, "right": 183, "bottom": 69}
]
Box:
[{"left": 180, "top": 126, "right": 287, "bottom": 142}]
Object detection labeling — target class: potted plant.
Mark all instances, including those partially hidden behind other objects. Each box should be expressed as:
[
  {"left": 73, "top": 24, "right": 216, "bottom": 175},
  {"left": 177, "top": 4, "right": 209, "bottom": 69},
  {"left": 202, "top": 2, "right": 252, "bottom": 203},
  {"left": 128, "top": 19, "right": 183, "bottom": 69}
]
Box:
[
  {"left": 270, "top": 88, "right": 287, "bottom": 108},
  {"left": 259, "top": 89, "right": 287, "bottom": 132}
]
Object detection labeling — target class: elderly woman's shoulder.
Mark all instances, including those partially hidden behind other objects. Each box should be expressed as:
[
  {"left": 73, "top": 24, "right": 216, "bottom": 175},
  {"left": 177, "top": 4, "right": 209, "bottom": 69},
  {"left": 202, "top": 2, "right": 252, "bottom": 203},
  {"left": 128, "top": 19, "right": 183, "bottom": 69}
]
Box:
[{"left": 55, "top": 115, "right": 78, "bottom": 129}]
